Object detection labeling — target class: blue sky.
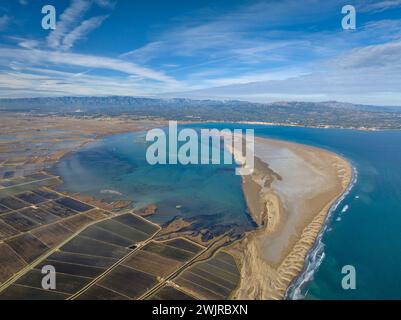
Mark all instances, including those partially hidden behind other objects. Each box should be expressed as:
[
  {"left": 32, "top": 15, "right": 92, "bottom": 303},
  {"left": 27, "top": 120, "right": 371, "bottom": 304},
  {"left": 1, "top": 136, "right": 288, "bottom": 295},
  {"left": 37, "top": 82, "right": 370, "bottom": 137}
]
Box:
[{"left": 0, "top": 0, "right": 401, "bottom": 105}]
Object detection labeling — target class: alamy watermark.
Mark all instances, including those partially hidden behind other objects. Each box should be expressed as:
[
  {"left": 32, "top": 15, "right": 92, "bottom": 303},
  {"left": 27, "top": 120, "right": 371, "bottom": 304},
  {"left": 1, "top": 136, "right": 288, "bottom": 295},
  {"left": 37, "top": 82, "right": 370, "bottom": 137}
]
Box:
[
  {"left": 41, "top": 5, "right": 56, "bottom": 30},
  {"left": 41, "top": 265, "right": 56, "bottom": 290},
  {"left": 341, "top": 265, "right": 356, "bottom": 290},
  {"left": 145, "top": 121, "right": 255, "bottom": 176},
  {"left": 342, "top": 5, "right": 356, "bottom": 30}
]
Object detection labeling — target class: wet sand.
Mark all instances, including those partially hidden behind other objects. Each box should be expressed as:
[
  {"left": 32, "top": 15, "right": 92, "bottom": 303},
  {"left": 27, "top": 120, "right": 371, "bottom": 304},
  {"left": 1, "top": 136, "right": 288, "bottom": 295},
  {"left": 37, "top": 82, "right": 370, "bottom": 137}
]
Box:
[{"left": 229, "top": 137, "right": 352, "bottom": 299}]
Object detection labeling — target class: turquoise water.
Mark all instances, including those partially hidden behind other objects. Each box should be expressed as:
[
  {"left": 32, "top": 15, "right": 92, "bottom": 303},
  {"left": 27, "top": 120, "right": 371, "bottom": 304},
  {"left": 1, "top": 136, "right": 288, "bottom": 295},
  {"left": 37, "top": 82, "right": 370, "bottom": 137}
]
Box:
[
  {"left": 53, "top": 130, "right": 254, "bottom": 240},
  {"left": 54, "top": 123, "right": 401, "bottom": 299}
]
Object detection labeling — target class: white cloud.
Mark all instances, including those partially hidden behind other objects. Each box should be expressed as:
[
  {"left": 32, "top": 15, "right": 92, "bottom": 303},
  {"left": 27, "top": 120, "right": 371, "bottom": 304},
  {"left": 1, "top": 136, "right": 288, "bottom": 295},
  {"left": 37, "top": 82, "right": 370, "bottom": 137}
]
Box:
[
  {"left": 93, "top": 0, "right": 116, "bottom": 9},
  {"left": 170, "top": 65, "right": 401, "bottom": 106},
  {"left": 18, "top": 39, "right": 40, "bottom": 49},
  {"left": 0, "top": 48, "right": 178, "bottom": 85},
  {"left": 61, "top": 15, "right": 108, "bottom": 50},
  {"left": 6, "top": 36, "right": 40, "bottom": 49},
  {"left": 333, "top": 40, "right": 401, "bottom": 69},
  {"left": 195, "top": 68, "right": 308, "bottom": 88},
  {"left": 171, "top": 39, "right": 401, "bottom": 106},
  {"left": 47, "top": 0, "right": 92, "bottom": 49},
  {"left": 360, "top": 0, "right": 401, "bottom": 12},
  {"left": 46, "top": 0, "right": 113, "bottom": 50},
  {"left": 120, "top": 0, "right": 344, "bottom": 61},
  {"left": 0, "top": 69, "right": 155, "bottom": 98},
  {"left": 120, "top": 41, "right": 166, "bottom": 63}
]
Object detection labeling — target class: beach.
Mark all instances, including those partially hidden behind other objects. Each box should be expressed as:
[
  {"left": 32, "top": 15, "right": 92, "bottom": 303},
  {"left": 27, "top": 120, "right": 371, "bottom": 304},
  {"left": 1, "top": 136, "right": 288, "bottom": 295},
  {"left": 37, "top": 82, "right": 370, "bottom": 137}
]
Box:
[{"left": 228, "top": 136, "right": 352, "bottom": 299}]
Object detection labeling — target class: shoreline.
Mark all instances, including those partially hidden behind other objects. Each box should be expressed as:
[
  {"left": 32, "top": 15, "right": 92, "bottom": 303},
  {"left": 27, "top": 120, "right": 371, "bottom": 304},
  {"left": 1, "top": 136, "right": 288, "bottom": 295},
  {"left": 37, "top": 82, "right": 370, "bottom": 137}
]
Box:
[
  {"left": 285, "top": 164, "right": 357, "bottom": 299},
  {"left": 228, "top": 136, "right": 353, "bottom": 299},
  {"left": 184, "top": 119, "right": 398, "bottom": 131},
  {"left": 236, "top": 121, "right": 382, "bottom": 131}
]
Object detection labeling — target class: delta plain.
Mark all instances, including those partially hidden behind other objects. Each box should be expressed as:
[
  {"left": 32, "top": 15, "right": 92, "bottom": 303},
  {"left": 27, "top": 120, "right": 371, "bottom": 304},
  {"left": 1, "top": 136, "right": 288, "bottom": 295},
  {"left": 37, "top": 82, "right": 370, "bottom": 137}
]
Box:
[{"left": 0, "top": 110, "right": 352, "bottom": 300}]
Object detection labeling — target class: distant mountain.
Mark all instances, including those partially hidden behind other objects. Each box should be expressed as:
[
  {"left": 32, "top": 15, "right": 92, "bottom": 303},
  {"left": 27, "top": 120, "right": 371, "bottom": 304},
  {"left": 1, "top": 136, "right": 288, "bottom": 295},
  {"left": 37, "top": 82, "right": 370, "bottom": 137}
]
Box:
[
  {"left": 0, "top": 96, "right": 400, "bottom": 129},
  {"left": 0, "top": 96, "right": 248, "bottom": 112}
]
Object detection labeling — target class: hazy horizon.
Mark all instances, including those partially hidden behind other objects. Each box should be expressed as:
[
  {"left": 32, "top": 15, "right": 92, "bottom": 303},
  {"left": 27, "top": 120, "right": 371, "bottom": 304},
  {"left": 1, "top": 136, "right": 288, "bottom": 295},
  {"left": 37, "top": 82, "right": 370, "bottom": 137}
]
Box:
[{"left": 1, "top": 95, "right": 401, "bottom": 109}]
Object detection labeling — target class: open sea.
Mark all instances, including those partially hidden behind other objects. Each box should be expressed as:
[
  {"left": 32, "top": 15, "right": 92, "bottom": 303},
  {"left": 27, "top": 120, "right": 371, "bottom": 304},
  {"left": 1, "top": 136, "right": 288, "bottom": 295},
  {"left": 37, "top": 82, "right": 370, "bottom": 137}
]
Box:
[{"left": 53, "top": 123, "right": 401, "bottom": 300}]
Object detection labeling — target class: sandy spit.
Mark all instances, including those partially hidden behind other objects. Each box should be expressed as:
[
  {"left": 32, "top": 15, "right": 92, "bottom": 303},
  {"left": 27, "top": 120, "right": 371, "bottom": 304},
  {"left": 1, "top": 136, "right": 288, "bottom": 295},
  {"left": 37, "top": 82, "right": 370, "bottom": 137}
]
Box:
[{"left": 228, "top": 137, "right": 352, "bottom": 300}]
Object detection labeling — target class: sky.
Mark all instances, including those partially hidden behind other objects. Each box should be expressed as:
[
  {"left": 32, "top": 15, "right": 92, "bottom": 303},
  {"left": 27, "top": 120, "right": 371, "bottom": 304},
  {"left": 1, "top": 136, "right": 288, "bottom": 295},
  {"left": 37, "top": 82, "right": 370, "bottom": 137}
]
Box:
[{"left": 0, "top": 0, "right": 401, "bottom": 105}]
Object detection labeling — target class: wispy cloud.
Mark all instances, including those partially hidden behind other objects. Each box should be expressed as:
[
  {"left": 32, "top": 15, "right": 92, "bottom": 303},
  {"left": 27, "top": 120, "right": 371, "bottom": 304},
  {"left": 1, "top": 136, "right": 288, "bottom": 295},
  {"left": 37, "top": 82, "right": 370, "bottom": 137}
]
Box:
[
  {"left": 171, "top": 64, "right": 401, "bottom": 106},
  {"left": 93, "top": 0, "right": 116, "bottom": 9},
  {"left": 333, "top": 40, "right": 401, "bottom": 69},
  {"left": 0, "top": 0, "right": 181, "bottom": 98},
  {"left": 46, "top": 0, "right": 113, "bottom": 50},
  {"left": 120, "top": 41, "right": 166, "bottom": 63},
  {"left": 121, "top": 0, "right": 343, "bottom": 61},
  {"left": 360, "top": 0, "right": 401, "bottom": 12},
  {"left": 142, "top": 1, "right": 401, "bottom": 105},
  {"left": 61, "top": 15, "right": 108, "bottom": 50},
  {"left": 0, "top": 68, "right": 157, "bottom": 98},
  {"left": 47, "top": 0, "right": 92, "bottom": 49},
  {"left": 170, "top": 33, "right": 401, "bottom": 106},
  {"left": 0, "top": 48, "right": 178, "bottom": 85},
  {"left": 0, "top": 14, "right": 10, "bottom": 31}
]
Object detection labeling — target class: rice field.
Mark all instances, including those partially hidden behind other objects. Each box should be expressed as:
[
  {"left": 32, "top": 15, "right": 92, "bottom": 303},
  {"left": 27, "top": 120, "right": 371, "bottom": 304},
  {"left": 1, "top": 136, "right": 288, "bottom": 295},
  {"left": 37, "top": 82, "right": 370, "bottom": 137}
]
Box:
[
  {"left": 0, "top": 243, "right": 27, "bottom": 284},
  {"left": 0, "top": 210, "right": 160, "bottom": 299},
  {"left": 173, "top": 251, "right": 240, "bottom": 300},
  {"left": 147, "top": 285, "right": 195, "bottom": 300},
  {"left": 76, "top": 284, "right": 130, "bottom": 300},
  {"left": 0, "top": 174, "right": 104, "bottom": 290},
  {"left": 74, "top": 238, "right": 204, "bottom": 300},
  {"left": 6, "top": 233, "right": 49, "bottom": 263},
  {"left": 31, "top": 223, "right": 73, "bottom": 247},
  {"left": 97, "top": 265, "right": 158, "bottom": 299}
]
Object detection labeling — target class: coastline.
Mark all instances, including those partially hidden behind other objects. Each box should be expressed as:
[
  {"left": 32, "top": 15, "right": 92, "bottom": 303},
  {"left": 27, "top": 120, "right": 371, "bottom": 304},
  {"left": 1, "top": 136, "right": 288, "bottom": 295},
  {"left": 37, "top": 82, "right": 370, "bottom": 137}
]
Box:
[
  {"left": 236, "top": 121, "right": 381, "bottom": 131},
  {"left": 285, "top": 164, "right": 357, "bottom": 299},
  {"left": 228, "top": 136, "right": 352, "bottom": 300}
]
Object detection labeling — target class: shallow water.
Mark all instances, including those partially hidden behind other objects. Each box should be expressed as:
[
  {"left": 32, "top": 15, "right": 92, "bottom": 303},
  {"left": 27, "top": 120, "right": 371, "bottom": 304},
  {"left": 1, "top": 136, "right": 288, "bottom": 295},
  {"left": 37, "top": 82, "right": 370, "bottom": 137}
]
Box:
[{"left": 53, "top": 130, "right": 253, "bottom": 239}]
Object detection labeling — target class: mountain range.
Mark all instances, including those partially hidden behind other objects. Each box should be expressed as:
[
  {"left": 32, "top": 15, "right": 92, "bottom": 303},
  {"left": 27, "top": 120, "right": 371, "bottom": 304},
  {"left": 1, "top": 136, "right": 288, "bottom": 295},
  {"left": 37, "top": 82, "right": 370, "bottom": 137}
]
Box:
[{"left": 1, "top": 96, "right": 400, "bottom": 129}]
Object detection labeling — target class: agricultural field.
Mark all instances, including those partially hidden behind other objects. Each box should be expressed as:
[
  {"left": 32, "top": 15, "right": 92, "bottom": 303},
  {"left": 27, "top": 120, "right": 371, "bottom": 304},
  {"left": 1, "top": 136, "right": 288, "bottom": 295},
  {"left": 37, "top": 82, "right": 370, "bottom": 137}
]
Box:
[
  {"left": 173, "top": 251, "right": 240, "bottom": 300},
  {"left": 0, "top": 173, "right": 102, "bottom": 291},
  {"left": 0, "top": 211, "right": 160, "bottom": 299},
  {"left": 75, "top": 238, "right": 204, "bottom": 300},
  {"left": 147, "top": 285, "right": 196, "bottom": 300}
]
